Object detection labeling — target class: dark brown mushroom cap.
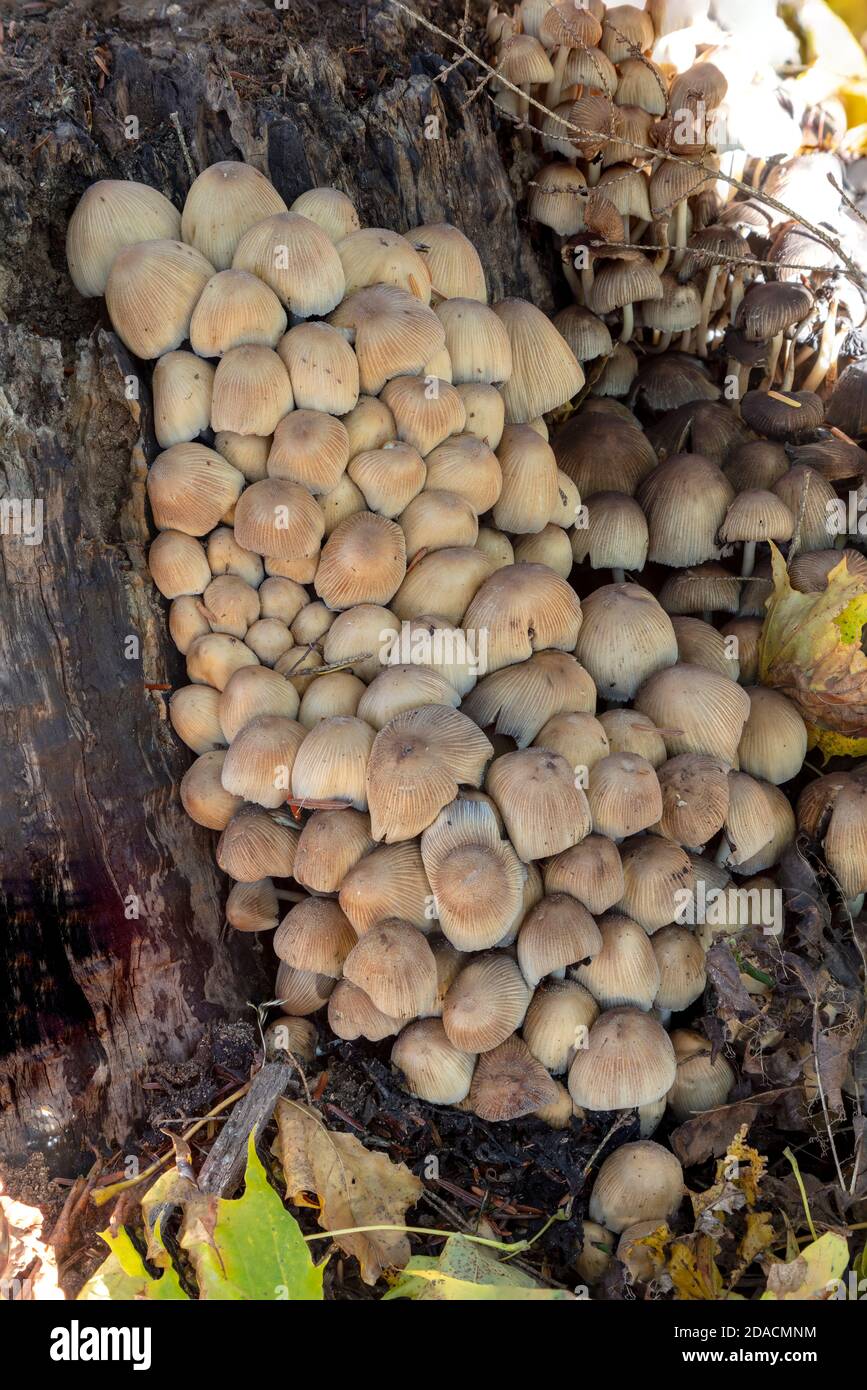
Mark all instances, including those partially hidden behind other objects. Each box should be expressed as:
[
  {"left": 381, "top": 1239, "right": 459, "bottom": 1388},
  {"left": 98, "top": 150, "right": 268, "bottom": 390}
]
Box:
[
  {"left": 827, "top": 360, "right": 867, "bottom": 439},
  {"left": 658, "top": 562, "right": 742, "bottom": 617},
  {"left": 788, "top": 548, "right": 867, "bottom": 592},
  {"left": 587, "top": 259, "right": 664, "bottom": 315},
  {"left": 647, "top": 399, "right": 748, "bottom": 464},
  {"left": 723, "top": 440, "right": 789, "bottom": 492},
  {"left": 468, "top": 1033, "right": 558, "bottom": 1121},
  {"left": 721, "top": 326, "right": 769, "bottom": 368},
  {"left": 735, "top": 282, "right": 814, "bottom": 340},
  {"left": 740, "top": 389, "right": 824, "bottom": 441},
  {"left": 676, "top": 224, "right": 747, "bottom": 282},
  {"left": 634, "top": 354, "right": 719, "bottom": 412},
  {"left": 555, "top": 412, "right": 658, "bottom": 496},
  {"left": 789, "top": 438, "right": 867, "bottom": 482}
]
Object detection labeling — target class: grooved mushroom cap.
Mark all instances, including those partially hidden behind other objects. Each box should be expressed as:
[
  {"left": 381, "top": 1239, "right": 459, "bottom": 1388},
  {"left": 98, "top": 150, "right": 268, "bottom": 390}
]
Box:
[
  {"left": 406, "top": 223, "right": 488, "bottom": 303},
  {"left": 824, "top": 778, "right": 867, "bottom": 899},
  {"left": 274, "top": 961, "right": 335, "bottom": 1016},
  {"left": 554, "top": 412, "right": 658, "bottom": 497},
  {"left": 232, "top": 211, "right": 345, "bottom": 317},
  {"left": 169, "top": 683, "right": 225, "bottom": 754},
  {"left": 723, "top": 771, "right": 796, "bottom": 873},
  {"left": 517, "top": 893, "right": 603, "bottom": 988},
  {"left": 226, "top": 878, "right": 279, "bottom": 933},
  {"left": 588, "top": 1139, "right": 683, "bottom": 1233},
  {"left": 339, "top": 839, "right": 434, "bottom": 935},
  {"left": 442, "top": 952, "right": 530, "bottom": 1052},
  {"left": 528, "top": 162, "right": 589, "bottom": 237},
  {"left": 492, "top": 299, "right": 584, "bottom": 423},
  {"left": 773, "top": 465, "right": 839, "bottom": 551},
  {"left": 533, "top": 711, "right": 609, "bottom": 773},
  {"left": 616, "top": 57, "right": 667, "bottom": 115},
  {"left": 186, "top": 632, "right": 259, "bottom": 690},
  {"left": 618, "top": 835, "right": 695, "bottom": 933},
  {"left": 738, "top": 687, "right": 807, "bottom": 785},
  {"left": 106, "top": 239, "right": 215, "bottom": 359},
  {"left": 462, "top": 563, "right": 583, "bottom": 673},
  {"left": 719, "top": 490, "right": 795, "bottom": 546},
  {"left": 522, "top": 979, "right": 599, "bottom": 1075},
  {"left": 423, "top": 434, "right": 502, "bottom": 513},
  {"left": 468, "top": 1033, "right": 558, "bottom": 1121},
  {"left": 599, "top": 710, "right": 667, "bottom": 767},
  {"left": 566, "top": 90, "right": 624, "bottom": 159},
  {"left": 541, "top": 0, "right": 603, "bottom": 47},
  {"left": 180, "top": 749, "right": 243, "bottom": 830},
  {"left": 358, "top": 664, "right": 460, "bottom": 730},
  {"left": 568, "top": 1008, "right": 676, "bottom": 1112},
  {"left": 588, "top": 753, "right": 663, "bottom": 840},
  {"left": 290, "top": 186, "right": 361, "bottom": 242},
  {"left": 147, "top": 443, "right": 244, "bottom": 536},
  {"left": 336, "top": 227, "right": 431, "bottom": 303},
  {"left": 635, "top": 354, "right": 719, "bottom": 412},
  {"left": 290, "top": 716, "right": 375, "bottom": 810},
  {"left": 671, "top": 616, "right": 739, "bottom": 681},
  {"left": 218, "top": 665, "right": 300, "bottom": 742},
  {"left": 639, "top": 275, "right": 701, "bottom": 334},
  {"left": 463, "top": 651, "right": 596, "bottom": 749},
  {"left": 658, "top": 562, "right": 742, "bottom": 617},
  {"left": 216, "top": 806, "right": 299, "bottom": 882},
  {"left": 649, "top": 158, "right": 710, "bottom": 216},
  {"left": 588, "top": 260, "right": 664, "bottom": 316},
  {"left": 420, "top": 796, "right": 525, "bottom": 950},
  {"left": 343, "top": 918, "right": 438, "bottom": 1018},
  {"left": 638, "top": 454, "right": 734, "bottom": 568},
  {"left": 399, "top": 489, "right": 479, "bottom": 559},
  {"left": 366, "top": 705, "right": 493, "bottom": 843},
  {"left": 496, "top": 33, "right": 555, "bottom": 85},
  {"left": 392, "top": 1019, "right": 477, "bottom": 1103},
  {"left": 544, "top": 834, "right": 624, "bottom": 915},
  {"left": 493, "top": 425, "right": 559, "bottom": 534},
  {"left": 321, "top": 603, "right": 400, "bottom": 684},
  {"left": 220, "top": 713, "right": 306, "bottom": 808},
  {"left": 314, "top": 511, "right": 406, "bottom": 610},
  {"left": 293, "top": 808, "right": 373, "bottom": 894},
  {"left": 656, "top": 753, "right": 730, "bottom": 848},
  {"left": 601, "top": 4, "right": 655, "bottom": 62},
  {"left": 152, "top": 351, "right": 215, "bottom": 448},
  {"left": 651, "top": 924, "right": 707, "bottom": 1011},
  {"left": 667, "top": 1029, "right": 735, "bottom": 1122},
  {"left": 573, "top": 493, "right": 648, "bottom": 575},
  {"left": 741, "top": 389, "right": 824, "bottom": 441},
  {"left": 380, "top": 374, "right": 466, "bottom": 455},
  {"left": 267, "top": 409, "right": 350, "bottom": 495},
  {"left": 190, "top": 269, "right": 288, "bottom": 357},
  {"left": 575, "top": 584, "right": 678, "bottom": 704},
  {"left": 211, "top": 345, "right": 294, "bottom": 436},
  {"left": 148, "top": 530, "right": 211, "bottom": 599},
  {"left": 328, "top": 284, "right": 445, "bottom": 395},
  {"left": 329, "top": 978, "right": 403, "bottom": 1042},
  {"left": 827, "top": 359, "right": 867, "bottom": 439},
  {"left": 233, "top": 477, "right": 325, "bottom": 563},
  {"left": 67, "top": 178, "right": 182, "bottom": 297},
  {"left": 276, "top": 322, "right": 360, "bottom": 416},
  {"left": 273, "top": 897, "right": 356, "bottom": 978},
  {"left": 735, "top": 281, "right": 813, "bottom": 340},
  {"left": 434, "top": 298, "right": 513, "bottom": 384},
  {"left": 635, "top": 663, "right": 751, "bottom": 764},
  {"left": 181, "top": 161, "right": 287, "bottom": 269},
  {"left": 553, "top": 305, "right": 613, "bottom": 362},
  {"left": 486, "top": 747, "right": 592, "bottom": 862},
  {"left": 348, "top": 444, "right": 426, "bottom": 519},
  {"left": 572, "top": 911, "right": 661, "bottom": 1010}
]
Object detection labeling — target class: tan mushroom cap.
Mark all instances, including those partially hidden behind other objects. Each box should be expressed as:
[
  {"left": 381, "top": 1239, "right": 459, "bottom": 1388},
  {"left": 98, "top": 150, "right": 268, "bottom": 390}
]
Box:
[
  {"left": 226, "top": 878, "right": 280, "bottom": 933},
  {"left": 149, "top": 531, "right": 212, "bottom": 599},
  {"left": 265, "top": 409, "right": 349, "bottom": 496},
  {"left": 379, "top": 375, "right": 466, "bottom": 456},
  {"left": 652, "top": 924, "right": 707, "bottom": 1012},
  {"left": 220, "top": 713, "right": 306, "bottom": 809},
  {"left": 544, "top": 834, "right": 624, "bottom": 915},
  {"left": 672, "top": 616, "right": 740, "bottom": 682},
  {"left": 276, "top": 321, "right": 360, "bottom": 416},
  {"left": 169, "top": 683, "right": 225, "bottom": 754},
  {"left": 347, "top": 443, "right": 426, "bottom": 519},
  {"left": 522, "top": 979, "right": 599, "bottom": 1075},
  {"left": 723, "top": 771, "right": 796, "bottom": 873},
  {"left": 487, "top": 747, "right": 592, "bottom": 862},
  {"left": 67, "top": 178, "right": 182, "bottom": 297},
  {"left": 339, "top": 838, "right": 434, "bottom": 935},
  {"left": 463, "top": 650, "right": 595, "bottom": 750},
  {"left": 588, "top": 1140, "right": 684, "bottom": 1234},
  {"left": 366, "top": 704, "right": 493, "bottom": 843},
  {"left": 217, "top": 665, "right": 299, "bottom": 742},
  {"left": 420, "top": 795, "right": 525, "bottom": 950},
  {"left": 576, "top": 584, "right": 678, "bottom": 704},
  {"left": 232, "top": 211, "right": 345, "bottom": 317},
  {"left": 189, "top": 268, "right": 288, "bottom": 357},
  {"left": 517, "top": 893, "right": 603, "bottom": 988},
  {"left": 638, "top": 454, "right": 734, "bottom": 568},
  {"left": 393, "top": 547, "right": 494, "bottom": 626},
  {"left": 492, "top": 299, "right": 584, "bottom": 423},
  {"left": 273, "top": 897, "right": 356, "bottom": 978},
  {"left": 186, "top": 632, "right": 259, "bottom": 690},
  {"left": 588, "top": 260, "right": 664, "bottom": 316},
  {"left": 635, "top": 663, "right": 750, "bottom": 765},
  {"left": 320, "top": 603, "right": 400, "bottom": 683},
  {"left": 599, "top": 710, "right": 667, "bottom": 768},
  {"left": 423, "top": 434, "right": 502, "bottom": 514},
  {"left": 343, "top": 918, "right": 437, "bottom": 1018},
  {"left": 618, "top": 835, "right": 695, "bottom": 933},
  {"left": 572, "top": 911, "right": 661, "bottom": 1010},
  {"left": 533, "top": 711, "right": 609, "bottom": 773},
  {"left": 719, "top": 490, "right": 795, "bottom": 547},
  {"left": 180, "top": 749, "right": 243, "bottom": 830},
  {"left": 553, "top": 305, "right": 613, "bottom": 363},
  {"left": 328, "top": 283, "right": 445, "bottom": 395},
  {"left": 667, "top": 1028, "right": 735, "bottom": 1122},
  {"left": 463, "top": 563, "right": 583, "bottom": 673},
  {"left": 528, "top": 162, "right": 589, "bottom": 237},
  {"left": 738, "top": 687, "right": 807, "bottom": 785},
  {"left": 824, "top": 778, "right": 867, "bottom": 900},
  {"left": 147, "top": 443, "right": 245, "bottom": 537},
  {"left": 233, "top": 477, "right": 325, "bottom": 563},
  {"left": 496, "top": 32, "right": 556, "bottom": 86},
  {"left": 290, "top": 715, "right": 375, "bottom": 810},
  {"left": 216, "top": 806, "right": 299, "bottom": 882},
  {"left": 656, "top": 752, "right": 730, "bottom": 848},
  {"left": 314, "top": 511, "right": 406, "bottom": 610},
  {"left": 601, "top": 4, "right": 654, "bottom": 62},
  {"left": 442, "top": 952, "right": 530, "bottom": 1053},
  {"left": 587, "top": 753, "right": 663, "bottom": 840},
  {"left": 181, "top": 161, "right": 287, "bottom": 268},
  {"left": 106, "top": 238, "right": 215, "bottom": 359},
  {"left": 358, "top": 664, "right": 459, "bottom": 730},
  {"left": 658, "top": 561, "right": 742, "bottom": 617},
  {"left": 274, "top": 961, "right": 335, "bottom": 1016},
  {"left": 329, "top": 978, "right": 403, "bottom": 1042},
  {"left": 399, "top": 489, "right": 479, "bottom": 559},
  {"left": 639, "top": 275, "right": 701, "bottom": 334},
  {"left": 207, "top": 526, "right": 266, "bottom": 584},
  {"left": 392, "top": 1019, "right": 477, "bottom": 1104},
  {"left": 434, "top": 298, "right": 513, "bottom": 384},
  {"left": 468, "top": 1033, "right": 558, "bottom": 1121},
  {"left": 290, "top": 186, "right": 361, "bottom": 243},
  {"left": 336, "top": 227, "right": 431, "bottom": 303},
  {"left": 293, "top": 807, "right": 374, "bottom": 894},
  {"left": 568, "top": 1007, "right": 676, "bottom": 1112},
  {"left": 210, "top": 345, "right": 294, "bottom": 436},
  {"left": 406, "top": 222, "right": 488, "bottom": 303},
  {"left": 152, "top": 351, "right": 215, "bottom": 448}
]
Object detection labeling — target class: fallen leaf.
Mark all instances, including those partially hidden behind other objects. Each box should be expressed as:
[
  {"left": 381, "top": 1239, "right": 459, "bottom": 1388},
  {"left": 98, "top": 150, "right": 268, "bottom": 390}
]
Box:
[
  {"left": 759, "top": 544, "right": 867, "bottom": 750},
  {"left": 670, "top": 1090, "right": 792, "bottom": 1167},
  {"left": 762, "top": 1231, "right": 850, "bottom": 1300},
  {"left": 668, "top": 1236, "right": 726, "bottom": 1300},
  {"left": 384, "top": 1235, "right": 574, "bottom": 1300},
  {"left": 273, "top": 1099, "right": 422, "bottom": 1285},
  {"left": 77, "top": 1224, "right": 189, "bottom": 1302},
  {"left": 180, "top": 1133, "right": 324, "bottom": 1301}
]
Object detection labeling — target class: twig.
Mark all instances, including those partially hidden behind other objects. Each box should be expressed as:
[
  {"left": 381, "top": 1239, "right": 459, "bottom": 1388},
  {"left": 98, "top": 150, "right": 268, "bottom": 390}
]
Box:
[
  {"left": 169, "top": 111, "right": 198, "bottom": 184},
  {"left": 197, "top": 1061, "right": 297, "bottom": 1197}
]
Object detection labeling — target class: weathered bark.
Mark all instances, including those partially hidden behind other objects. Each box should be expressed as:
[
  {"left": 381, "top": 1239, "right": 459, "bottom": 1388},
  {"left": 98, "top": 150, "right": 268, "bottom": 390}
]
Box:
[{"left": 0, "top": 0, "right": 551, "bottom": 1170}]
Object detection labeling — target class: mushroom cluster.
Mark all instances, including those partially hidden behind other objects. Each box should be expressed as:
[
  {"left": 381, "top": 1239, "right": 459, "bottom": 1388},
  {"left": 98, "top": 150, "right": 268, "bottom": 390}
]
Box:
[
  {"left": 67, "top": 145, "right": 865, "bottom": 1260},
  {"left": 490, "top": 0, "right": 867, "bottom": 405}
]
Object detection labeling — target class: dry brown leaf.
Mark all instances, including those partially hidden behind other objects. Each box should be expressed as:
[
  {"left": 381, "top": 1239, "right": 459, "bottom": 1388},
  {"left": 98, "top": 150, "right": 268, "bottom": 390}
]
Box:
[{"left": 273, "top": 1099, "right": 423, "bottom": 1285}]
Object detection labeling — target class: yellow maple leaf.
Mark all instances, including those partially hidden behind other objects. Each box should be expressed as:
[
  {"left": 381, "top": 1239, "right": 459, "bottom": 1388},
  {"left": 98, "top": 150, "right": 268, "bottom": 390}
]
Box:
[{"left": 759, "top": 545, "right": 867, "bottom": 750}]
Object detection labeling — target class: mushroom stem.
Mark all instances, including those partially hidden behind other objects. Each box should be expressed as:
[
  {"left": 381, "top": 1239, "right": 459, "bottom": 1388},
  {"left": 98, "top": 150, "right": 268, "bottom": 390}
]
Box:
[
  {"left": 714, "top": 834, "right": 732, "bottom": 867},
  {"left": 653, "top": 219, "right": 671, "bottom": 275},
  {"left": 620, "top": 300, "right": 634, "bottom": 343},
  {"left": 581, "top": 263, "right": 595, "bottom": 302},
  {"left": 561, "top": 237, "right": 583, "bottom": 301},
  {"left": 729, "top": 269, "right": 746, "bottom": 324},
  {"left": 740, "top": 540, "right": 757, "bottom": 578},
  {"left": 825, "top": 326, "right": 849, "bottom": 388},
  {"left": 847, "top": 893, "right": 865, "bottom": 919},
  {"left": 632, "top": 219, "right": 649, "bottom": 243},
  {"left": 781, "top": 337, "right": 796, "bottom": 392},
  {"left": 517, "top": 85, "right": 532, "bottom": 147},
  {"left": 671, "top": 199, "right": 688, "bottom": 271},
  {"left": 697, "top": 265, "right": 721, "bottom": 359},
  {"left": 546, "top": 45, "right": 569, "bottom": 110},
  {"left": 587, "top": 157, "right": 602, "bottom": 187},
  {"left": 802, "top": 293, "right": 839, "bottom": 394},
  {"left": 655, "top": 330, "right": 673, "bottom": 353},
  {"left": 678, "top": 329, "right": 692, "bottom": 352},
  {"left": 612, "top": 566, "right": 626, "bottom": 584},
  {"left": 275, "top": 889, "right": 306, "bottom": 903},
  {"left": 761, "top": 333, "right": 784, "bottom": 389}
]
